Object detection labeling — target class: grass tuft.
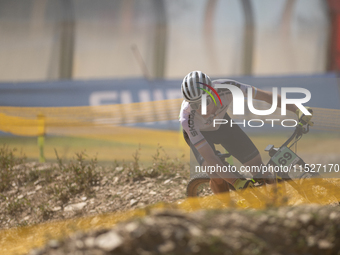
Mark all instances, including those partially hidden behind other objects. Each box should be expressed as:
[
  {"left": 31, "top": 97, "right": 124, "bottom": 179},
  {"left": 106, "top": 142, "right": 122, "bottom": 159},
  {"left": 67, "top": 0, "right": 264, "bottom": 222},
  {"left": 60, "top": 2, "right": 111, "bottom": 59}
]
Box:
[
  {"left": 0, "top": 145, "right": 26, "bottom": 192},
  {"left": 53, "top": 150, "right": 101, "bottom": 202},
  {"left": 125, "top": 144, "right": 187, "bottom": 181}
]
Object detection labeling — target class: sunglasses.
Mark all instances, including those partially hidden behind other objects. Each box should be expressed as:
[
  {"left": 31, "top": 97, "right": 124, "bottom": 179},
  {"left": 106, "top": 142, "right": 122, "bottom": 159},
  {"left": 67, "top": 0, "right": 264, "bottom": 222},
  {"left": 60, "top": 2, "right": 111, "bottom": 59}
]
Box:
[{"left": 190, "top": 97, "right": 213, "bottom": 110}]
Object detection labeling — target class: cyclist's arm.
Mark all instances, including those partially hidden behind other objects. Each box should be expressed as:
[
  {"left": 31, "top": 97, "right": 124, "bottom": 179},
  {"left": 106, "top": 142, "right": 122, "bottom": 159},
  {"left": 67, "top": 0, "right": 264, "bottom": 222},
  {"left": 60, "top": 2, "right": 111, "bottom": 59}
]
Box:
[
  {"left": 253, "top": 88, "right": 298, "bottom": 113},
  {"left": 180, "top": 112, "right": 236, "bottom": 182},
  {"left": 181, "top": 117, "right": 224, "bottom": 168},
  {"left": 196, "top": 140, "right": 237, "bottom": 183},
  {"left": 195, "top": 139, "right": 224, "bottom": 167}
]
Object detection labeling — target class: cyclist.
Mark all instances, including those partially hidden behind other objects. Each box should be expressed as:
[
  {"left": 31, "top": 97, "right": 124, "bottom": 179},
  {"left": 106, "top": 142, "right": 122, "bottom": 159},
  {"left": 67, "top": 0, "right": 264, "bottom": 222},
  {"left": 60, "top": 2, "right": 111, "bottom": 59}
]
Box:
[{"left": 179, "top": 71, "right": 313, "bottom": 194}]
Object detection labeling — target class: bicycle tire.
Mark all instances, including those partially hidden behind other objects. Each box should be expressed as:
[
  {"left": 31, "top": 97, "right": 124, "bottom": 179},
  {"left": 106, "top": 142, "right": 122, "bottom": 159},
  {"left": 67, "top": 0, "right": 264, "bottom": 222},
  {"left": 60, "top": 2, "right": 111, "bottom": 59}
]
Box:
[
  {"left": 186, "top": 173, "right": 211, "bottom": 197},
  {"left": 187, "top": 173, "right": 233, "bottom": 197}
]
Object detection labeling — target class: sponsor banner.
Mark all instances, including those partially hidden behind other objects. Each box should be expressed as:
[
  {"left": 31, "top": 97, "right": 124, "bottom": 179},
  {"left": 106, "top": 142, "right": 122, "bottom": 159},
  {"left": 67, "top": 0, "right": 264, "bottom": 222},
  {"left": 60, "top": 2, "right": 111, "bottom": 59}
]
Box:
[
  {"left": 0, "top": 73, "right": 339, "bottom": 131},
  {"left": 0, "top": 74, "right": 339, "bottom": 108}
]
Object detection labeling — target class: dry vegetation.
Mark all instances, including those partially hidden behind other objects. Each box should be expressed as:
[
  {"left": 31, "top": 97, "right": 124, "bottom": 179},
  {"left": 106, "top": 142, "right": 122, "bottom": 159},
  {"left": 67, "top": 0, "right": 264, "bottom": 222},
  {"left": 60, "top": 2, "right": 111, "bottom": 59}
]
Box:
[{"left": 0, "top": 145, "right": 189, "bottom": 229}]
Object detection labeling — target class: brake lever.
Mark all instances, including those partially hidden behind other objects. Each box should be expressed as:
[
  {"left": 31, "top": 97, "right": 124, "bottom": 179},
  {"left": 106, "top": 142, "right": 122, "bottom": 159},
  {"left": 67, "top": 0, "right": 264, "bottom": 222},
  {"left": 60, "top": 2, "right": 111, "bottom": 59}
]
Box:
[
  {"left": 296, "top": 122, "right": 309, "bottom": 138},
  {"left": 302, "top": 124, "right": 310, "bottom": 134}
]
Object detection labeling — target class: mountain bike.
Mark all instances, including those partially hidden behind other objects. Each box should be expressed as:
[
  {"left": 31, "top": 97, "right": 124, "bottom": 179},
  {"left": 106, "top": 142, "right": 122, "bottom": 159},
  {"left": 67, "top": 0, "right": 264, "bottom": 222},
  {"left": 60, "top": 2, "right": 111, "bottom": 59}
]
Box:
[{"left": 186, "top": 120, "right": 340, "bottom": 204}]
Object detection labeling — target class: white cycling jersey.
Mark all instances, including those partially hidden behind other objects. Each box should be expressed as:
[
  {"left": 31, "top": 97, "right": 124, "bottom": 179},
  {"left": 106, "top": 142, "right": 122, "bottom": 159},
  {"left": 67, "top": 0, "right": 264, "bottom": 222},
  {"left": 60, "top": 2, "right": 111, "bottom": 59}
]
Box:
[{"left": 179, "top": 79, "right": 257, "bottom": 149}]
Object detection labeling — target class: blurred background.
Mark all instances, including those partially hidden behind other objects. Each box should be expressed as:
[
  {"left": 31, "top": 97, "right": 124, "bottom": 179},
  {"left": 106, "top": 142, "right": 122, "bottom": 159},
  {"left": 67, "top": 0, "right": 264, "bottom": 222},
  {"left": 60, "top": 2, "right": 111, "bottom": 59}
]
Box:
[
  {"left": 0, "top": 0, "right": 340, "bottom": 164},
  {"left": 0, "top": 0, "right": 335, "bottom": 81}
]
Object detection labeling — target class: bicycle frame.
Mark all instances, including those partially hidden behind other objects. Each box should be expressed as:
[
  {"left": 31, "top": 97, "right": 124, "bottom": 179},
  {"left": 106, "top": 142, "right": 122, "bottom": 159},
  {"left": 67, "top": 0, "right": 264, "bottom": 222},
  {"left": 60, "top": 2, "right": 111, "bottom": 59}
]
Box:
[
  {"left": 217, "top": 122, "right": 311, "bottom": 180},
  {"left": 264, "top": 123, "right": 312, "bottom": 179}
]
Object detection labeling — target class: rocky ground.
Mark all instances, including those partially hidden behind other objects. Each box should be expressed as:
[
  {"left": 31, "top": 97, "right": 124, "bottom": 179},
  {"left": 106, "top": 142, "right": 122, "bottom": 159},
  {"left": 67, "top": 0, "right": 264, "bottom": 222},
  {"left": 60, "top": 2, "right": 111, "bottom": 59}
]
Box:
[
  {"left": 28, "top": 205, "right": 340, "bottom": 255},
  {"left": 0, "top": 146, "right": 189, "bottom": 230}
]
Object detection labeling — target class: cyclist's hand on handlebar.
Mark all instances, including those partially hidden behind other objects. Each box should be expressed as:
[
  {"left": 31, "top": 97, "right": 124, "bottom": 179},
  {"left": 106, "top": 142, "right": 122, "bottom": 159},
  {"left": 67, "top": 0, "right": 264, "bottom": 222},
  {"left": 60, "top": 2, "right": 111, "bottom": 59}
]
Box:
[{"left": 295, "top": 107, "right": 314, "bottom": 126}]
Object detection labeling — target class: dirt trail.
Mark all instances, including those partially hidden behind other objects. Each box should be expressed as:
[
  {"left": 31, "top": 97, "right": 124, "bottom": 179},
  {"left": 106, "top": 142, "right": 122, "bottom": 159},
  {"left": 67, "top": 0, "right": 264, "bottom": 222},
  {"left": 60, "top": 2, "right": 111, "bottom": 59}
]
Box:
[{"left": 28, "top": 205, "right": 340, "bottom": 255}]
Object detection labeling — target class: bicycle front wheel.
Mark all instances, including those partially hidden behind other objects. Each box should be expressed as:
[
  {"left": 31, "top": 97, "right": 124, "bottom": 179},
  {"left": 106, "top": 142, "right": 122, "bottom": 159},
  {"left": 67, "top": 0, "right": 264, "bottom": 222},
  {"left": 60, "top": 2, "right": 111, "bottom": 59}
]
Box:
[{"left": 186, "top": 173, "right": 212, "bottom": 197}]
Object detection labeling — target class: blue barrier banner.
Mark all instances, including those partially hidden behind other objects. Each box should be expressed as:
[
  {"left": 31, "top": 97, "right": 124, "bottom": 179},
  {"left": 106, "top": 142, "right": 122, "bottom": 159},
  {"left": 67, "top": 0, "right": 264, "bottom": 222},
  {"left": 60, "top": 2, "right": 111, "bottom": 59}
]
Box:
[
  {"left": 0, "top": 73, "right": 339, "bottom": 109},
  {"left": 0, "top": 73, "right": 339, "bottom": 131}
]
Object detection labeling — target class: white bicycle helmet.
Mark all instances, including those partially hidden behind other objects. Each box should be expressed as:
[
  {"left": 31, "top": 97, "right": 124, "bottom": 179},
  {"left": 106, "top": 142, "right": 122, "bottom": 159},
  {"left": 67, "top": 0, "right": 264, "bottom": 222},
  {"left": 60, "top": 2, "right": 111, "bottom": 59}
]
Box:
[{"left": 181, "top": 71, "right": 212, "bottom": 104}]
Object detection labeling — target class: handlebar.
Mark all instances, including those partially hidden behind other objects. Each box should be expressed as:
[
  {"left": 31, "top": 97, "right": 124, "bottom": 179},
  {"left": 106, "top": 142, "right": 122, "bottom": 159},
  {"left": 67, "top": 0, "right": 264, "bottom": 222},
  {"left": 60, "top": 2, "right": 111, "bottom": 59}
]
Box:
[
  {"left": 281, "top": 120, "right": 310, "bottom": 148},
  {"left": 265, "top": 119, "right": 311, "bottom": 157}
]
